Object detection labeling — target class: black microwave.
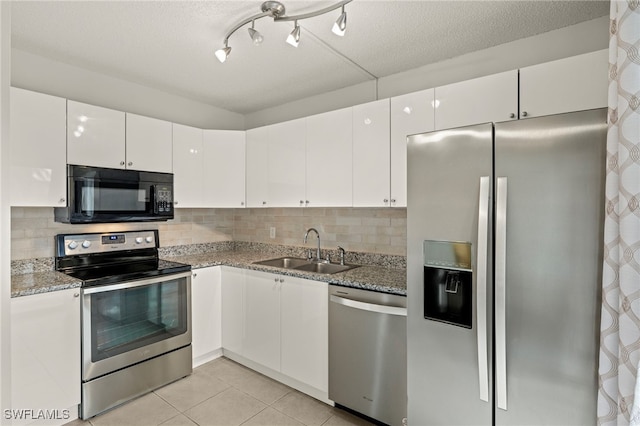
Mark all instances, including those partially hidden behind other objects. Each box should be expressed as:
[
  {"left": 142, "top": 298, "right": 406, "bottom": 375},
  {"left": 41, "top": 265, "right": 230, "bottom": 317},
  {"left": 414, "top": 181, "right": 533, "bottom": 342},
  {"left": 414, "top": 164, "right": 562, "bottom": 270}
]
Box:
[{"left": 54, "top": 165, "right": 174, "bottom": 224}]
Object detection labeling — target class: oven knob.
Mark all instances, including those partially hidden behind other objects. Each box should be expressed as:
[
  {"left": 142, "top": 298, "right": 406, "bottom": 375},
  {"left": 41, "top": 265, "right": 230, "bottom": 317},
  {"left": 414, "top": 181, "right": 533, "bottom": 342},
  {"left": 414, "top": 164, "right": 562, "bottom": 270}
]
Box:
[
  {"left": 82, "top": 240, "right": 91, "bottom": 249},
  {"left": 68, "top": 240, "right": 78, "bottom": 250},
  {"left": 135, "top": 237, "right": 144, "bottom": 244},
  {"left": 145, "top": 236, "right": 153, "bottom": 243}
]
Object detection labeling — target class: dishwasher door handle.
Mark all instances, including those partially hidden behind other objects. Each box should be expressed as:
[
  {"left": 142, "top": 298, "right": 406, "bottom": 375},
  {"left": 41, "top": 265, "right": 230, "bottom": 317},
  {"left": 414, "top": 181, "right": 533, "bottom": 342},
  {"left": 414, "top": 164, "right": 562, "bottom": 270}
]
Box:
[{"left": 330, "top": 295, "right": 407, "bottom": 317}]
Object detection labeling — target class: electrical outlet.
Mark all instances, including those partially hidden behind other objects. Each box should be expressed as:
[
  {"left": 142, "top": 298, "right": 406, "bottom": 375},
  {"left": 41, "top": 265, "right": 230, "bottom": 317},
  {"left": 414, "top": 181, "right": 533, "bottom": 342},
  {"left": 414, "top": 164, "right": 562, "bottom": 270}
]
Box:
[{"left": 269, "top": 227, "right": 276, "bottom": 239}]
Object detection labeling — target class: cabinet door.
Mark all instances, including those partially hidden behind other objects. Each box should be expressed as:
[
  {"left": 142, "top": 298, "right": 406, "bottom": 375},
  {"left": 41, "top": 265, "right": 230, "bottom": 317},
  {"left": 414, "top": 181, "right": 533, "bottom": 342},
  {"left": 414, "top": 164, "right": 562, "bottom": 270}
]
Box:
[
  {"left": 221, "top": 267, "right": 245, "bottom": 356},
  {"left": 306, "top": 108, "right": 353, "bottom": 207},
  {"left": 67, "top": 100, "right": 126, "bottom": 169},
  {"left": 11, "top": 289, "right": 81, "bottom": 416},
  {"left": 268, "top": 119, "right": 306, "bottom": 207},
  {"left": 243, "top": 270, "right": 280, "bottom": 372},
  {"left": 191, "top": 267, "right": 222, "bottom": 367},
  {"left": 10, "top": 87, "right": 67, "bottom": 207},
  {"left": 281, "top": 277, "right": 328, "bottom": 392},
  {"left": 520, "top": 49, "right": 608, "bottom": 118},
  {"left": 246, "top": 126, "right": 269, "bottom": 208},
  {"left": 390, "top": 88, "right": 435, "bottom": 207},
  {"left": 352, "top": 99, "right": 391, "bottom": 207},
  {"left": 203, "top": 130, "right": 246, "bottom": 208},
  {"left": 125, "top": 113, "right": 173, "bottom": 173},
  {"left": 172, "top": 123, "right": 203, "bottom": 208},
  {"left": 434, "top": 70, "right": 518, "bottom": 130}
]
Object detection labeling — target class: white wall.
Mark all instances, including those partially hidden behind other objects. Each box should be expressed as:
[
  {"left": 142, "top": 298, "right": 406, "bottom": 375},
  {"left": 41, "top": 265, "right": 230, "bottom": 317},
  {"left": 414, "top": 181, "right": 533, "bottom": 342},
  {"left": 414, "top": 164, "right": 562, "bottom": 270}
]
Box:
[
  {"left": 11, "top": 49, "right": 245, "bottom": 130},
  {"left": 0, "top": 1, "right": 11, "bottom": 415},
  {"left": 245, "top": 16, "right": 609, "bottom": 128}
]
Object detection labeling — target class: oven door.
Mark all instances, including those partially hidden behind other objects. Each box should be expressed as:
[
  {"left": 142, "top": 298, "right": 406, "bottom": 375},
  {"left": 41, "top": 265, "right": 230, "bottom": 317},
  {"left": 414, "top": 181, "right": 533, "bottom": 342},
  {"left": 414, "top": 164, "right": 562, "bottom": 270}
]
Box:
[{"left": 81, "top": 271, "right": 191, "bottom": 382}]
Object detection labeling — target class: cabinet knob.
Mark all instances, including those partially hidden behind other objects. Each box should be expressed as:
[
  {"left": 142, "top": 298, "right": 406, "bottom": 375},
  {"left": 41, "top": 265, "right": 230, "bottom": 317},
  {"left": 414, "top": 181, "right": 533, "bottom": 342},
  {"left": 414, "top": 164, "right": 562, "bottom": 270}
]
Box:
[
  {"left": 241, "top": 201, "right": 245, "bottom": 206},
  {"left": 279, "top": 278, "right": 284, "bottom": 283},
  {"left": 262, "top": 201, "right": 267, "bottom": 205},
  {"left": 384, "top": 198, "right": 389, "bottom": 204},
  {"left": 128, "top": 161, "right": 133, "bottom": 166},
  {"left": 521, "top": 111, "right": 528, "bottom": 117},
  {"left": 74, "top": 293, "right": 79, "bottom": 298},
  {"left": 193, "top": 273, "right": 197, "bottom": 278},
  {"left": 59, "top": 198, "right": 66, "bottom": 204},
  {"left": 305, "top": 200, "right": 309, "bottom": 205},
  {"left": 274, "top": 277, "right": 279, "bottom": 282},
  {"left": 300, "top": 200, "right": 304, "bottom": 205},
  {"left": 509, "top": 113, "right": 516, "bottom": 119},
  {"left": 120, "top": 161, "right": 125, "bottom": 166},
  {"left": 391, "top": 198, "right": 396, "bottom": 204},
  {"left": 174, "top": 201, "right": 178, "bottom": 205}
]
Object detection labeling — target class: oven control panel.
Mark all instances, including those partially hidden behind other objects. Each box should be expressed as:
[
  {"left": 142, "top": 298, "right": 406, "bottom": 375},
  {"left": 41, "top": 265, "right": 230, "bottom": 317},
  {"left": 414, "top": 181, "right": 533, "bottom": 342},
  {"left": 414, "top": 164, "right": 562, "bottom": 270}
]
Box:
[{"left": 57, "top": 230, "right": 158, "bottom": 256}]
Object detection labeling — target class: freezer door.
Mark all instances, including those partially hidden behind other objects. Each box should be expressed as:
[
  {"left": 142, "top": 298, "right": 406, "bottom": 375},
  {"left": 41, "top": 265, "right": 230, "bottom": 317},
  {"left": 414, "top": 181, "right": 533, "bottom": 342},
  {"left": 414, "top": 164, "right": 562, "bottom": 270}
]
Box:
[
  {"left": 407, "top": 123, "right": 493, "bottom": 425},
  {"left": 494, "top": 109, "right": 606, "bottom": 425}
]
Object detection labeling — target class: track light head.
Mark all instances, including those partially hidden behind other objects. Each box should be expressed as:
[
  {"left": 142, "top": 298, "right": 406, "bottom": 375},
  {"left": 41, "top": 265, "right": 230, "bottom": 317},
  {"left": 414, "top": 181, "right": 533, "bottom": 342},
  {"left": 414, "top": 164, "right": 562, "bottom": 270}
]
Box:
[
  {"left": 286, "top": 21, "right": 300, "bottom": 47},
  {"left": 248, "top": 21, "right": 264, "bottom": 45},
  {"left": 332, "top": 5, "right": 347, "bottom": 36},
  {"left": 215, "top": 43, "right": 231, "bottom": 63}
]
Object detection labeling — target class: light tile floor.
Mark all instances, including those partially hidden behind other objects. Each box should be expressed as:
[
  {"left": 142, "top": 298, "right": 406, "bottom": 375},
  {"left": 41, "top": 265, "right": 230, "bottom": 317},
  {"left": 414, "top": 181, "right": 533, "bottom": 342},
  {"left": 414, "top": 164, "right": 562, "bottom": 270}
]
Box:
[{"left": 65, "top": 357, "right": 373, "bottom": 426}]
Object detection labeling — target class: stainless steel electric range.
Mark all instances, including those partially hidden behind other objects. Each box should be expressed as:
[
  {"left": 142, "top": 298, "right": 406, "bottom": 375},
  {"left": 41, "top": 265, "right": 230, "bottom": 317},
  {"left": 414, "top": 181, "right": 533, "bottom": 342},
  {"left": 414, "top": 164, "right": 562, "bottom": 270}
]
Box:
[{"left": 55, "top": 230, "right": 192, "bottom": 419}]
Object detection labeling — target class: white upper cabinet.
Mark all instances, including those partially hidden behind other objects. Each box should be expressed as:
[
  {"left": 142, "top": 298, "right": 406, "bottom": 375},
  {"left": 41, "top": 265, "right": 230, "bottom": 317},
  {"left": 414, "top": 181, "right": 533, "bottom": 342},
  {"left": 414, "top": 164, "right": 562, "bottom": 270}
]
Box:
[
  {"left": 246, "top": 126, "right": 269, "bottom": 208},
  {"left": 390, "top": 88, "right": 435, "bottom": 208},
  {"left": 306, "top": 107, "right": 353, "bottom": 207},
  {"left": 172, "top": 123, "right": 204, "bottom": 208},
  {"left": 125, "top": 113, "right": 173, "bottom": 173},
  {"left": 268, "top": 118, "right": 306, "bottom": 208},
  {"left": 67, "top": 100, "right": 126, "bottom": 169},
  {"left": 352, "top": 99, "right": 391, "bottom": 207},
  {"left": 10, "top": 87, "right": 67, "bottom": 207},
  {"left": 520, "top": 49, "right": 608, "bottom": 118},
  {"left": 203, "top": 130, "right": 246, "bottom": 208},
  {"left": 434, "top": 70, "right": 519, "bottom": 130}
]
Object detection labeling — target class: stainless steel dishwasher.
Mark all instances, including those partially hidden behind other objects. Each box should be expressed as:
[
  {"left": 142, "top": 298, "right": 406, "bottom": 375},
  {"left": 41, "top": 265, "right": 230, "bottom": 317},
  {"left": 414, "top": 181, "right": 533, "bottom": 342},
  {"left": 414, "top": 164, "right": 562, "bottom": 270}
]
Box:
[{"left": 329, "top": 285, "right": 407, "bottom": 426}]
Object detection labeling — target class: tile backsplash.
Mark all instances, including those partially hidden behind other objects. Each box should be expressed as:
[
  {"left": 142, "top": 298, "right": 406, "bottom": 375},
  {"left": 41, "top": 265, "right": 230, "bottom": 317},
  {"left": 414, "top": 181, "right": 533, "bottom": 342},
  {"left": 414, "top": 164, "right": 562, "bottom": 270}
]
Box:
[{"left": 10, "top": 207, "right": 407, "bottom": 260}]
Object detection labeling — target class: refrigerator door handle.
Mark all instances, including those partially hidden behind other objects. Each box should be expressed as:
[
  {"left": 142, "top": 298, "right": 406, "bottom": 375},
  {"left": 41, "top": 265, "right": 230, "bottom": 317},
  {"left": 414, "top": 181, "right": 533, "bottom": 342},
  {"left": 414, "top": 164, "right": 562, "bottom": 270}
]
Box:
[
  {"left": 477, "top": 176, "right": 490, "bottom": 403},
  {"left": 496, "top": 177, "right": 508, "bottom": 410}
]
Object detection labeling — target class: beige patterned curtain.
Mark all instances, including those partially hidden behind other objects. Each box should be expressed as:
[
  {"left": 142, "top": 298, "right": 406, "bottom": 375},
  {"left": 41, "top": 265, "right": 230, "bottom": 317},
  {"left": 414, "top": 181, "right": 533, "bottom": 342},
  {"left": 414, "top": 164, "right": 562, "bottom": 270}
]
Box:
[{"left": 598, "top": 1, "right": 640, "bottom": 425}]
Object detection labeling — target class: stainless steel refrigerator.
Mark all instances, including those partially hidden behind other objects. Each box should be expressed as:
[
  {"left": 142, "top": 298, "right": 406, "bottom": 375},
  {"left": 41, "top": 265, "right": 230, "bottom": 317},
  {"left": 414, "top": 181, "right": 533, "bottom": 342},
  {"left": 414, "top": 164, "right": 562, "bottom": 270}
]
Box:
[{"left": 406, "top": 108, "right": 606, "bottom": 425}]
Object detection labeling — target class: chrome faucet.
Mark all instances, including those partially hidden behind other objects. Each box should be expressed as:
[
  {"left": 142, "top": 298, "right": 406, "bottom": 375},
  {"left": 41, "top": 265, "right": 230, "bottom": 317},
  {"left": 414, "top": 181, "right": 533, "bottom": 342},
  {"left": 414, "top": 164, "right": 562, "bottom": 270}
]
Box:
[
  {"left": 303, "top": 228, "right": 321, "bottom": 261},
  {"left": 337, "top": 246, "right": 346, "bottom": 265}
]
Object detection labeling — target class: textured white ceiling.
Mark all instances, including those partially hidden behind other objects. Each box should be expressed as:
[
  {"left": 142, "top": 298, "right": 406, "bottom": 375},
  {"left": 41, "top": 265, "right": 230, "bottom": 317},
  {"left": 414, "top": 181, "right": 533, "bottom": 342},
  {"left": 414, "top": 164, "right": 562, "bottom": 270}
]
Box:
[{"left": 10, "top": 0, "right": 609, "bottom": 114}]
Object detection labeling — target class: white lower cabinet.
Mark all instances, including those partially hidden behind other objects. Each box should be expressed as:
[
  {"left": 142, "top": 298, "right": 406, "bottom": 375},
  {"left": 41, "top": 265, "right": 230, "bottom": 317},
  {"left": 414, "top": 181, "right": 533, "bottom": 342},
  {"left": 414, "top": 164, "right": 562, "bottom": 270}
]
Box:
[
  {"left": 191, "top": 267, "right": 222, "bottom": 367},
  {"left": 221, "top": 267, "right": 329, "bottom": 400},
  {"left": 11, "top": 289, "right": 81, "bottom": 425},
  {"left": 280, "top": 277, "right": 328, "bottom": 392}
]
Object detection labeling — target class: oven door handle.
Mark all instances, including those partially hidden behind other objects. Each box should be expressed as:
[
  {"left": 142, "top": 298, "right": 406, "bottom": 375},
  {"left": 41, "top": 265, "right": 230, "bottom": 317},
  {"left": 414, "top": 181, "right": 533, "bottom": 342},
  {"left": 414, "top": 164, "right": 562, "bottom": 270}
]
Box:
[{"left": 82, "top": 270, "right": 192, "bottom": 294}]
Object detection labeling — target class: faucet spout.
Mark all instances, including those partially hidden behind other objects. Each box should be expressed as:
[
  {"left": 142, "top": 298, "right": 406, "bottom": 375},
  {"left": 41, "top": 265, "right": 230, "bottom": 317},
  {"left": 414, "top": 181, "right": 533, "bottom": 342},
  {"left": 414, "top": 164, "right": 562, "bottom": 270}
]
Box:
[{"left": 303, "top": 228, "right": 321, "bottom": 261}]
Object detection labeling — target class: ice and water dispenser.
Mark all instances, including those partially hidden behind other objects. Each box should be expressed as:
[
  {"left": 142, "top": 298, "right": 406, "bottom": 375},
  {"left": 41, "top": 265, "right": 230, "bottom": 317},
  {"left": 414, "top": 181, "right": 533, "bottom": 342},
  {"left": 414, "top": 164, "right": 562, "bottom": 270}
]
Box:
[{"left": 423, "top": 240, "right": 473, "bottom": 329}]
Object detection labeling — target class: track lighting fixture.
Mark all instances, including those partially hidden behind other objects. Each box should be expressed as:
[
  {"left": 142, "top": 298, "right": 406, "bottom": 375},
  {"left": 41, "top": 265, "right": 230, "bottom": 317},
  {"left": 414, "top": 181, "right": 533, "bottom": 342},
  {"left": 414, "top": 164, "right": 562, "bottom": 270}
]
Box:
[
  {"left": 286, "top": 20, "right": 301, "bottom": 47},
  {"left": 214, "top": 0, "right": 351, "bottom": 63},
  {"left": 247, "top": 20, "right": 264, "bottom": 45},
  {"left": 332, "top": 5, "right": 347, "bottom": 36},
  {"left": 214, "top": 41, "right": 231, "bottom": 63}
]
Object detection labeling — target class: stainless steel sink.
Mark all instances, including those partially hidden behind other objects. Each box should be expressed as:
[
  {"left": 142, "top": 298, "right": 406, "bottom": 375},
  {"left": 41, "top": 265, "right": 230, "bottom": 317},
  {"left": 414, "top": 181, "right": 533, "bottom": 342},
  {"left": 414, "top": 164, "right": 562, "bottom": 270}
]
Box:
[
  {"left": 253, "top": 257, "right": 311, "bottom": 269},
  {"left": 253, "top": 257, "right": 360, "bottom": 274},
  {"left": 293, "top": 262, "right": 359, "bottom": 274}
]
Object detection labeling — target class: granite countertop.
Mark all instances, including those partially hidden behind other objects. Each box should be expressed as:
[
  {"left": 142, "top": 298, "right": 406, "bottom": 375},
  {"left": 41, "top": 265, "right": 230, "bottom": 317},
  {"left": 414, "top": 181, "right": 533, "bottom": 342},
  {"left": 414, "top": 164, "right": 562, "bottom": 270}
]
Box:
[
  {"left": 11, "top": 271, "right": 82, "bottom": 298},
  {"left": 162, "top": 250, "right": 407, "bottom": 296},
  {"left": 11, "top": 245, "right": 406, "bottom": 297}
]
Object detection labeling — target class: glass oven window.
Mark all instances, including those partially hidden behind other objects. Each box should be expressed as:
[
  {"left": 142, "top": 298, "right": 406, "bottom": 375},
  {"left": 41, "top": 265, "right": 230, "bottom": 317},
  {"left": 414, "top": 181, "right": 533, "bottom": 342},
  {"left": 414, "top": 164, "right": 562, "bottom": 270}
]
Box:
[{"left": 89, "top": 278, "right": 187, "bottom": 361}]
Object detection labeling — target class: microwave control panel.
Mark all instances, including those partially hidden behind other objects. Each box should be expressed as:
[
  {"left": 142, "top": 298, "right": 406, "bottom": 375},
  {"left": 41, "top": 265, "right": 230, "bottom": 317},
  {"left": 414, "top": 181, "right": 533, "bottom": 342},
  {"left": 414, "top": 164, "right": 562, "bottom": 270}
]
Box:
[{"left": 154, "top": 185, "right": 173, "bottom": 215}]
